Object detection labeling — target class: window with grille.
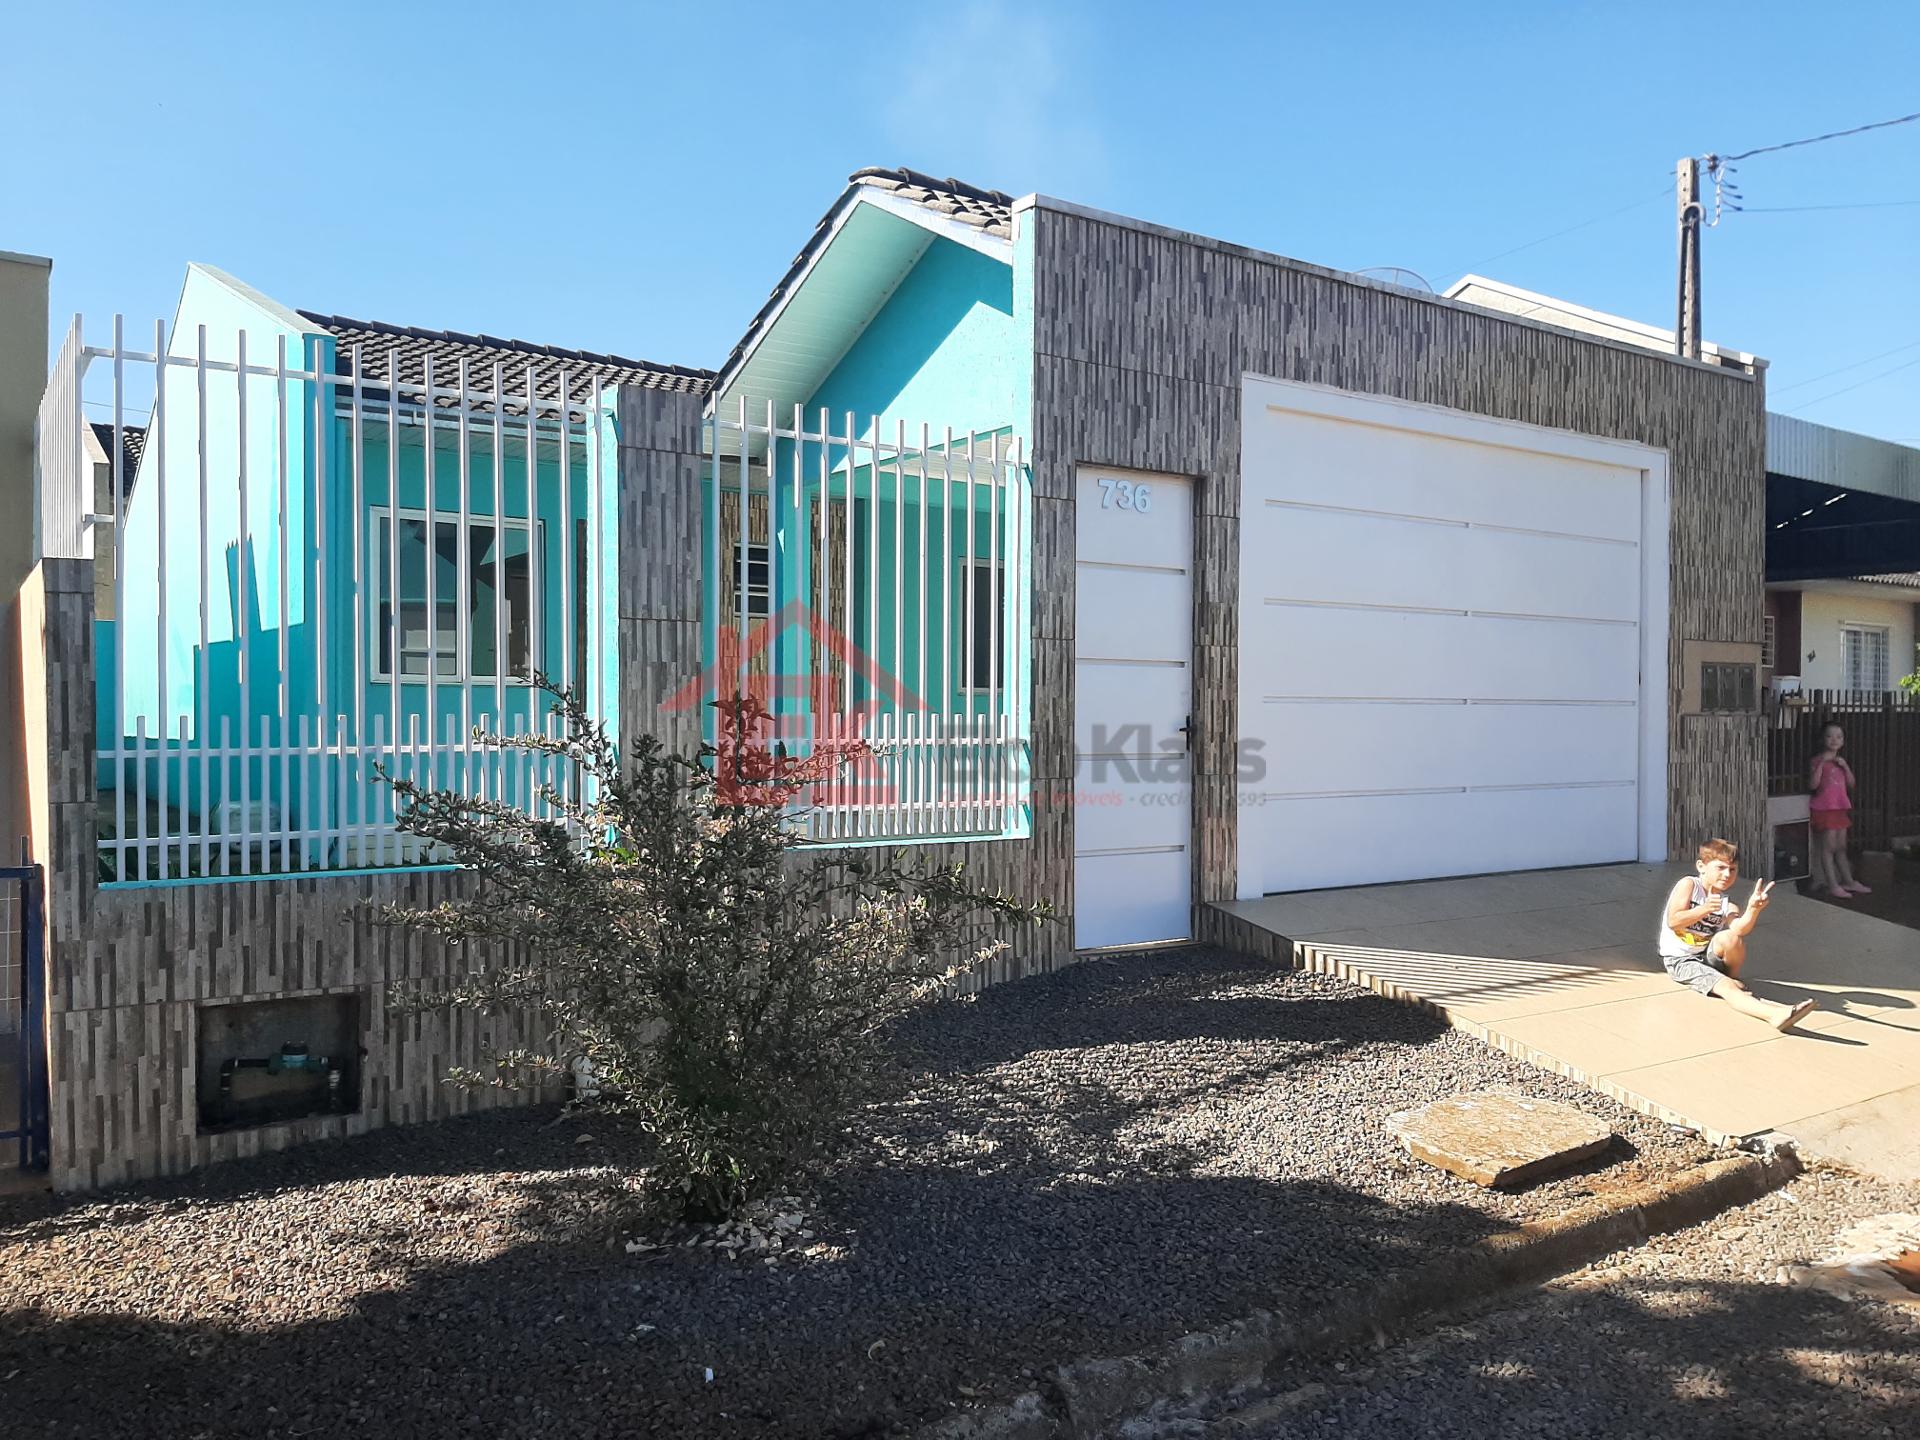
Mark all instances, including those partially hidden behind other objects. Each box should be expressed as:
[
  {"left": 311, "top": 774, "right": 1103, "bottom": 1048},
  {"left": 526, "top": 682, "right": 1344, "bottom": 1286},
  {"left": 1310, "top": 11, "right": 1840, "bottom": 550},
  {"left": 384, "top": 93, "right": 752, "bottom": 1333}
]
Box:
[
  {"left": 961, "top": 561, "right": 1006, "bottom": 693},
  {"left": 373, "top": 508, "right": 539, "bottom": 682},
  {"left": 1841, "top": 624, "right": 1890, "bottom": 691},
  {"left": 1700, "top": 661, "right": 1757, "bottom": 714},
  {"left": 732, "top": 541, "right": 772, "bottom": 618},
  {"left": 1761, "top": 614, "right": 1776, "bottom": 669}
]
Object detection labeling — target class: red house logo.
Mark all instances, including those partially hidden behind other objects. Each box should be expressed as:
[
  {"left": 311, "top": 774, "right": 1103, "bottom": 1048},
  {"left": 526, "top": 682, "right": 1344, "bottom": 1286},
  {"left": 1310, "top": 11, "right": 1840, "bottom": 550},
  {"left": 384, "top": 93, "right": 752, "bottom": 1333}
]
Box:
[{"left": 662, "top": 600, "right": 925, "bottom": 808}]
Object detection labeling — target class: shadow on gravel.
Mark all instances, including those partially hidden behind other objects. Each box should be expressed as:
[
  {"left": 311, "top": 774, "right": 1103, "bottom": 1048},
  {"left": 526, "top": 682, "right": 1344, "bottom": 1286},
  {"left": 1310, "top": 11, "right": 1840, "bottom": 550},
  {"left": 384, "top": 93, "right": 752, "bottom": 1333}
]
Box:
[
  {"left": 892, "top": 946, "right": 1456, "bottom": 1074},
  {"left": 0, "top": 1170, "right": 1516, "bottom": 1440},
  {"left": 1250, "top": 1273, "right": 1920, "bottom": 1437},
  {"left": 0, "top": 949, "right": 1684, "bottom": 1440}
]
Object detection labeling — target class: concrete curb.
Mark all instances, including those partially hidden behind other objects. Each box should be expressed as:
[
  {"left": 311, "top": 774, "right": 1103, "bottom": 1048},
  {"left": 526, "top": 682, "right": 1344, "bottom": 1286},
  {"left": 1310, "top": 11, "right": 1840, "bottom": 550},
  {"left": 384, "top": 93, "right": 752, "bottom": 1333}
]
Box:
[{"left": 915, "top": 1148, "right": 1800, "bottom": 1440}]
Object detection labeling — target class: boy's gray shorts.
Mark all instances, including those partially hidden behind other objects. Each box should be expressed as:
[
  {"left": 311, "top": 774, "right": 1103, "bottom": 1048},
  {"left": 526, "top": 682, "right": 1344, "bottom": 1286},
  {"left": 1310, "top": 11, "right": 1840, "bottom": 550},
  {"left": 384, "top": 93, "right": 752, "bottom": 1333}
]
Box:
[{"left": 1662, "top": 952, "right": 1730, "bottom": 996}]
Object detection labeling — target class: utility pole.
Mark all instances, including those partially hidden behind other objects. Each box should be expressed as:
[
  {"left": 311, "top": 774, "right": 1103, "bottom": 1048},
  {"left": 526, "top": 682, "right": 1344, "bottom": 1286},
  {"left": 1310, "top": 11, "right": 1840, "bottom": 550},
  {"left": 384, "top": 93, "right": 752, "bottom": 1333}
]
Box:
[{"left": 1674, "top": 156, "right": 1703, "bottom": 360}]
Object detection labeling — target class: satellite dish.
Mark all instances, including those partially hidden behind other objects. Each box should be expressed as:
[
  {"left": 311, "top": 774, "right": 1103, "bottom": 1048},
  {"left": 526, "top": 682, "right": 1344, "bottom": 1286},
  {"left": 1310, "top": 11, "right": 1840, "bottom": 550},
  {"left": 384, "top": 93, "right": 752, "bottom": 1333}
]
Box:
[{"left": 1352, "top": 266, "right": 1436, "bottom": 293}]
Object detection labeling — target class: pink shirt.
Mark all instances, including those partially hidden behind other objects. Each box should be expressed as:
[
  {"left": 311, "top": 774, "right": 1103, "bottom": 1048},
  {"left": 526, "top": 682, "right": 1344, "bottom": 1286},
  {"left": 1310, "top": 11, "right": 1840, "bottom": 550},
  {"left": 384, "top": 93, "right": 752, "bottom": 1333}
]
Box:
[{"left": 1810, "top": 758, "right": 1851, "bottom": 813}]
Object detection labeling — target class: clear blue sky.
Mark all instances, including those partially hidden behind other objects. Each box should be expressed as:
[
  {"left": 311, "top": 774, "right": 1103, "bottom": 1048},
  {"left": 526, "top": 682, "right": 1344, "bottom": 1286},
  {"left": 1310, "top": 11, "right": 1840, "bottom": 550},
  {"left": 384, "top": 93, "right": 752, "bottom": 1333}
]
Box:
[{"left": 6, "top": 1, "right": 1917, "bottom": 440}]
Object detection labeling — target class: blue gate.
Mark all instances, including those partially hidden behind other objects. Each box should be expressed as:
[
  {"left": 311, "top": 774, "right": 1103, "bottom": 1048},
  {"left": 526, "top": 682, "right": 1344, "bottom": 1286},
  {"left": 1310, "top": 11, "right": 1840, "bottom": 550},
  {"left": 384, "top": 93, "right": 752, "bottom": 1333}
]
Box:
[{"left": 0, "top": 865, "right": 48, "bottom": 1172}]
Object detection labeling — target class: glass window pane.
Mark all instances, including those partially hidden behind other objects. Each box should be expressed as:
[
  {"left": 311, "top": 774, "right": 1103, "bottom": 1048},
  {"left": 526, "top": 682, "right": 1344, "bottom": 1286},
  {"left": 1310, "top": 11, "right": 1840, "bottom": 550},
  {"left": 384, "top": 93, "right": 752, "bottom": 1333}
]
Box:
[
  {"left": 505, "top": 524, "right": 533, "bottom": 679},
  {"left": 469, "top": 521, "right": 497, "bottom": 678}
]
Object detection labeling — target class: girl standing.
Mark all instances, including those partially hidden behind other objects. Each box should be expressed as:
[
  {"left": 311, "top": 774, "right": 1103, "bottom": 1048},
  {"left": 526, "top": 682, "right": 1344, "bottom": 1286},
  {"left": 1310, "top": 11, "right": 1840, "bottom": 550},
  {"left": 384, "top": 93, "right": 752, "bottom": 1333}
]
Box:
[{"left": 1808, "top": 722, "right": 1871, "bottom": 898}]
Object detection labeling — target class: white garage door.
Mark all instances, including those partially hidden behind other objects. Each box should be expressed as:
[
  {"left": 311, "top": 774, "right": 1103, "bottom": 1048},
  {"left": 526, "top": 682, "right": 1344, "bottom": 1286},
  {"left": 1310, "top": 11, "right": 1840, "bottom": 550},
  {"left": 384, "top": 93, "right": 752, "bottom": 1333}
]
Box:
[{"left": 1237, "top": 378, "right": 1668, "bottom": 897}]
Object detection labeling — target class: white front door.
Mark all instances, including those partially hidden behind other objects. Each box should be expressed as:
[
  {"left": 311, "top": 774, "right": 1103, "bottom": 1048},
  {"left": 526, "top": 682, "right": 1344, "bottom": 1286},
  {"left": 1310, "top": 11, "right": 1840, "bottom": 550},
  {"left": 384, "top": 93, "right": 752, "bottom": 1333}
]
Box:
[{"left": 1073, "top": 468, "right": 1194, "bottom": 950}]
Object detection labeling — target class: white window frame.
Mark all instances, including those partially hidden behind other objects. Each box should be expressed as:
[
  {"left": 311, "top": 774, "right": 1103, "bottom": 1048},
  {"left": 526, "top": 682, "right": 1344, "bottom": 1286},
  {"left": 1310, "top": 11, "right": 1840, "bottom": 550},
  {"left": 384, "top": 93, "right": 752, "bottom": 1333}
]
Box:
[
  {"left": 1840, "top": 622, "right": 1891, "bottom": 692},
  {"left": 370, "top": 504, "right": 542, "bottom": 685}
]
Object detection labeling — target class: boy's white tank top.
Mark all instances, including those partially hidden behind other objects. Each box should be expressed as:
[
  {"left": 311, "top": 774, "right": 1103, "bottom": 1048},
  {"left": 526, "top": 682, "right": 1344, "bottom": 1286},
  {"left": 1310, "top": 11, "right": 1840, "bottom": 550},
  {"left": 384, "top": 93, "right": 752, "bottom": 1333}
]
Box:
[{"left": 1658, "top": 877, "right": 1733, "bottom": 959}]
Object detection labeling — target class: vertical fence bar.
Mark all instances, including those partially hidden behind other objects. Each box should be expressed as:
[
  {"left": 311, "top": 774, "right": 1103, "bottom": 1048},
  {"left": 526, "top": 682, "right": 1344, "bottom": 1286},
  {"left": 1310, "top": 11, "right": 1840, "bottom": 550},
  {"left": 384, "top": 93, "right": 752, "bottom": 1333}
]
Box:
[
  {"left": 816, "top": 406, "right": 830, "bottom": 761},
  {"left": 558, "top": 369, "right": 573, "bottom": 728},
  {"left": 941, "top": 426, "right": 954, "bottom": 833},
  {"left": 423, "top": 355, "right": 441, "bottom": 809},
  {"left": 841, "top": 412, "right": 855, "bottom": 826},
  {"left": 134, "top": 716, "right": 148, "bottom": 880},
  {"left": 111, "top": 316, "right": 127, "bottom": 880},
  {"left": 236, "top": 331, "right": 251, "bottom": 873},
  {"left": 194, "top": 326, "right": 211, "bottom": 875},
  {"left": 893, "top": 418, "right": 905, "bottom": 742},
  {"left": 1011, "top": 437, "right": 1025, "bottom": 833},
  {"left": 590, "top": 376, "right": 606, "bottom": 744},
  {"left": 792, "top": 402, "right": 808, "bottom": 765},
  {"left": 275, "top": 332, "right": 291, "bottom": 764},
  {"left": 988, "top": 434, "right": 1002, "bottom": 833},
  {"left": 962, "top": 430, "right": 977, "bottom": 831},
  {"left": 864, "top": 418, "right": 879, "bottom": 842},
  {"left": 350, "top": 346, "right": 366, "bottom": 799},
  {"left": 490, "top": 363, "right": 507, "bottom": 798},
  {"left": 522, "top": 363, "right": 540, "bottom": 814},
  {"left": 215, "top": 715, "right": 232, "bottom": 874},
  {"left": 151, "top": 320, "right": 169, "bottom": 878},
  {"left": 735, "top": 396, "right": 750, "bottom": 715},
  {"left": 456, "top": 358, "right": 474, "bottom": 806},
  {"left": 386, "top": 350, "right": 402, "bottom": 848},
  {"left": 917, "top": 423, "right": 929, "bottom": 716},
  {"left": 314, "top": 333, "right": 329, "bottom": 753}
]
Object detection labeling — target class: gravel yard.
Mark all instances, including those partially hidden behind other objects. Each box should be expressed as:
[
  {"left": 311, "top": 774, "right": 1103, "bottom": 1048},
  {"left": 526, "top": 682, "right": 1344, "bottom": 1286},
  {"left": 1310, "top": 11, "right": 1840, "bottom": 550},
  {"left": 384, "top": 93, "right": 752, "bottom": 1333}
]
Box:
[
  {"left": 2, "top": 948, "right": 1719, "bottom": 1439},
  {"left": 1218, "top": 1164, "right": 1920, "bottom": 1438}
]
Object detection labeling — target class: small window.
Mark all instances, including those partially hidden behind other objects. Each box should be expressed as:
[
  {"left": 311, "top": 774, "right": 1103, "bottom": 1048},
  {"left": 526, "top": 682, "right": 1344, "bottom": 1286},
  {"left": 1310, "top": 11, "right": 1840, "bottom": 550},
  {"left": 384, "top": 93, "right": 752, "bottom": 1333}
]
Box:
[
  {"left": 1761, "top": 613, "right": 1776, "bottom": 670},
  {"left": 373, "top": 508, "right": 539, "bottom": 682},
  {"left": 1840, "top": 624, "right": 1890, "bottom": 691},
  {"left": 732, "top": 541, "right": 771, "bottom": 619},
  {"left": 962, "top": 561, "right": 1006, "bottom": 693},
  {"left": 1700, "top": 661, "right": 1757, "bottom": 714}
]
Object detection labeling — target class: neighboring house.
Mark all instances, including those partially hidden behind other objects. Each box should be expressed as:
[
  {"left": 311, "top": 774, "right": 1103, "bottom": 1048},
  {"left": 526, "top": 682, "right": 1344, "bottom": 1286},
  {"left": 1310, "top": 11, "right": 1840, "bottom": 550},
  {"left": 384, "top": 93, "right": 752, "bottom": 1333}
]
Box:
[
  {"left": 1766, "top": 574, "right": 1919, "bottom": 693},
  {"left": 1, "top": 249, "right": 51, "bottom": 606},
  {"left": 84, "top": 420, "right": 143, "bottom": 622}
]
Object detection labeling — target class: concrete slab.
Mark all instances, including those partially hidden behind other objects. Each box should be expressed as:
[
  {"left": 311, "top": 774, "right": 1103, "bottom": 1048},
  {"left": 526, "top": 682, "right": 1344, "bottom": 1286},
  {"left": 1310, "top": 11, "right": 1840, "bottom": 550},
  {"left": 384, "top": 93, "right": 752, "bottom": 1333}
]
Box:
[
  {"left": 1387, "top": 1088, "right": 1614, "bottom": 1187},
  {"left": 1785, "top": 1085, "right": 1920, "bottom": 1184},
  {"left": 1221, "top": 864, "right": 1920, "bottom": 1178}
]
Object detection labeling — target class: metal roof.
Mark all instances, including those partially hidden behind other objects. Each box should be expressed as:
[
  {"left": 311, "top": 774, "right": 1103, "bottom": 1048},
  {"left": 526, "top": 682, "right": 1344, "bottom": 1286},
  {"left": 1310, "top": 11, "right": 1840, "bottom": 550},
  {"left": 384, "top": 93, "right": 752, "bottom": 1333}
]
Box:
[
  {"left": 713, "top": 167, "right": 1016, "bottom": 404},
  {"left": 299, "top": 311, "right": 712, "bottom": 409}
]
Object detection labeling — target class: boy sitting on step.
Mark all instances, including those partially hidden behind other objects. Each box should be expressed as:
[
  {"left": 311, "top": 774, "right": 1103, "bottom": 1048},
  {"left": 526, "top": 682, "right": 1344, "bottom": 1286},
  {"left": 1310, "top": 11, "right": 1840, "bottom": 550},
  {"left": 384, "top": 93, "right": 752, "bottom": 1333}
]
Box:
[{"left": 1658, "top": 838, "right": 1817, "bottom": 1032}]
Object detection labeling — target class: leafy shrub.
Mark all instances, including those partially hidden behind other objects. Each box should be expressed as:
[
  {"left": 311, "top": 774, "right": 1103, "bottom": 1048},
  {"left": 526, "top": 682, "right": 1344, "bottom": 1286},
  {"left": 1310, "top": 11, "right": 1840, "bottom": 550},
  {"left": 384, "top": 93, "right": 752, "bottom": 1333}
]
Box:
[{"left": 376, "top": 686, "right": 1049, "bottom": 1221}]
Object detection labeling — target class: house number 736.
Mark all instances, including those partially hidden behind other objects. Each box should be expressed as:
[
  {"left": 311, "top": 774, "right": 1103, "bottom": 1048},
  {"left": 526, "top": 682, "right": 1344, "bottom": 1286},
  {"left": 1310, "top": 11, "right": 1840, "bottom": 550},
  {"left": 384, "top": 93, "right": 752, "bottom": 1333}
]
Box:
[{"left": 1097, "top": 477, "right": 1153, "bottom": 513}]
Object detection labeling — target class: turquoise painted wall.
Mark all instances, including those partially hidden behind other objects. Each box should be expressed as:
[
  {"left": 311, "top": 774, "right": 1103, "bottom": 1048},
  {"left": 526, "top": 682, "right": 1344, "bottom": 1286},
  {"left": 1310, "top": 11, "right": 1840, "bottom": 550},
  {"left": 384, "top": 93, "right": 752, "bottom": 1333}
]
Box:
[
  {"left": 807, "top": 236, "right": 1017, "bottom": 445},
  {"left": 115, "top": 265, "right": 315, "bottom": 743},
  {"left": 804, "top": 235, "right": 1023, "bottom": 718}
]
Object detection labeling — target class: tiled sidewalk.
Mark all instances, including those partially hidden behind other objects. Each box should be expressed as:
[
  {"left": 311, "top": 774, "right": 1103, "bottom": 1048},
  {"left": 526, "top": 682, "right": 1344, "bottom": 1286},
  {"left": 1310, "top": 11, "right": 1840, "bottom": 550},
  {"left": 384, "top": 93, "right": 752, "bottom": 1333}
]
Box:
[{"left": 1216, "top": 864, "right": 1920, "bottom": 1180}]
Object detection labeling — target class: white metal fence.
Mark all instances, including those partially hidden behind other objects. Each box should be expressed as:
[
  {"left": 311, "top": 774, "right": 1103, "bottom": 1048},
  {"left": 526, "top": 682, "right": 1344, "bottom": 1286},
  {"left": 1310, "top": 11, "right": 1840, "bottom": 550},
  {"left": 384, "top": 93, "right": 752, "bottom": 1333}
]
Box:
[
  {"left": 705, "top": 401, "right": 1029, "bottom": 843},
  {"left": 48, "top": 317, "right": 611, "bottom": 882}
]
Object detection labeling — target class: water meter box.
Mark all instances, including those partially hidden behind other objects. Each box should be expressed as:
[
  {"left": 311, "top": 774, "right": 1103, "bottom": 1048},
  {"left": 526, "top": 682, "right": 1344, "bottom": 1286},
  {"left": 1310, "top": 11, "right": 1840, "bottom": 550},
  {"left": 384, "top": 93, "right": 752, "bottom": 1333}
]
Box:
[
  {"left": 1773, "top": 820, "right": 1811, "bottom": 883},
  {"left": 195, "top": 992, "right": 362, "bottom": 1132}
]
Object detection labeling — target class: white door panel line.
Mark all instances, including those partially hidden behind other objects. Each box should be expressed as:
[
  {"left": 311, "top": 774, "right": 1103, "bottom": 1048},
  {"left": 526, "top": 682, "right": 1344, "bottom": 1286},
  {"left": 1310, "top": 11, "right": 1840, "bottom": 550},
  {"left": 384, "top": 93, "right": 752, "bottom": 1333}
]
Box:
[
  {"left": 1259, "top": 496, "right": 1641, "bottom": 548},
  {"left": 1259, "top": 596, "right": 1639, "bottom": 627}
]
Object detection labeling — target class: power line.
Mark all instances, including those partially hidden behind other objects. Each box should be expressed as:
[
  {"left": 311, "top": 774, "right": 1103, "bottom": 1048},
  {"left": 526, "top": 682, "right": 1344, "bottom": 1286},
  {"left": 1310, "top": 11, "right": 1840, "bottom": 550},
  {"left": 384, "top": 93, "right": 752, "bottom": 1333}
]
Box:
[
  {"left": 1771, "top": 338, "right": 1920, "bottom": 394},
  {"left": 1433, "top": 185, "right": 1669, "bottom": 288},
  {"left": 1783, "top": 354, "right": 1920, "bottom": 413},
  {"left": 1720, "top": 108, "right": 1920, "bottom": 163},
  {"left": 1741, "top": 198, "right": 1920, "bottom": 213}
]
